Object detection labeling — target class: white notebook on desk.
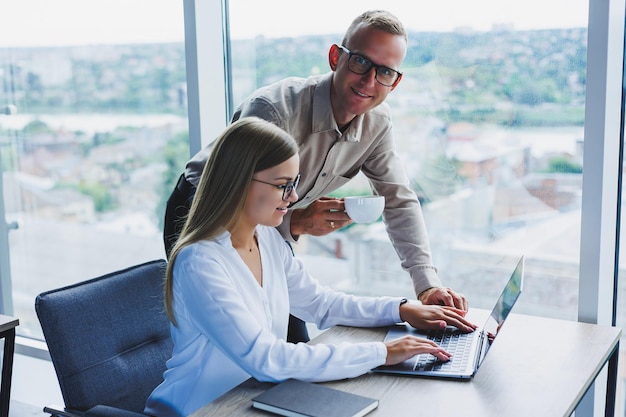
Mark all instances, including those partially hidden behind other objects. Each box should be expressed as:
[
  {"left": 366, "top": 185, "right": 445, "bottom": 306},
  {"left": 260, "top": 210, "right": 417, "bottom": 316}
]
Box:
[{"left": 373, "top": 255, "right": 524, "bottom": 379}]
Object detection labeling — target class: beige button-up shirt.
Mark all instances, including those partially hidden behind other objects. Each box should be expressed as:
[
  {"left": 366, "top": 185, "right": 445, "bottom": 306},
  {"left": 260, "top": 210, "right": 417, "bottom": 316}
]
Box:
[{"left": 186, "top": 73, "right": 441, "bottom": 296}]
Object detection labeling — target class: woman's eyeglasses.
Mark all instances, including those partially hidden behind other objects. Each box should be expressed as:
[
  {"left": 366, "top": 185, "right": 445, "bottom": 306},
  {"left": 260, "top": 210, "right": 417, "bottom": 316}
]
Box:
[{"left": 252, "top": 174, "right": 300, "bottom": 201}]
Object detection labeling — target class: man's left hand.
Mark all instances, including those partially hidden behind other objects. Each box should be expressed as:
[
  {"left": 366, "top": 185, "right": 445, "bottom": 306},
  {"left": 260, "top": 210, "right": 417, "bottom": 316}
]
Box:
[{"left": 419, "top": 287, "right": 468, "bottom": 311}]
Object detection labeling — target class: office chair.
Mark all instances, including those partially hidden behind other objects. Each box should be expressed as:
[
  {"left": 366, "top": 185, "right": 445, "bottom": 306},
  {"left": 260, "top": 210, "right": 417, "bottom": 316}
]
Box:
[{"left": 35, "top": 259, "right": 172, "bottom": 417}]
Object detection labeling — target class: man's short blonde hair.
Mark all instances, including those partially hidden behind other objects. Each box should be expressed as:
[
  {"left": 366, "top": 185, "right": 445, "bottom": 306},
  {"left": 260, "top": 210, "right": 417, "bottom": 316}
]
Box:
[{"left": 342, "top": 10, "right": 408, "bottom": 46}]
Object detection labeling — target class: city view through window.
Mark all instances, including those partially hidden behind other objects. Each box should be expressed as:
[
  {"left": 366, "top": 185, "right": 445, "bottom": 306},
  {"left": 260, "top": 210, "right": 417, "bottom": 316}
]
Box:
[
  {"left": 231, "top": 28, "right": 586, "bottom": 323},
  {"left": 228, "top": 3, "right": 588, "bottom": 323},
  {"left": 1, "top": 23, "right": 588, "bottom": 334},
  {"left": 0, "top": 1, "right": 188, "bottom": 339}
]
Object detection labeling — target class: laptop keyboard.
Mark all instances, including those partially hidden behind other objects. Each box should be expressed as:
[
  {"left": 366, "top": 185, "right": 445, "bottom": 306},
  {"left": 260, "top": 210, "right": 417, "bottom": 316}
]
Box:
[{"left": 414, "top": 327, "right": 477, "bottom": 372}]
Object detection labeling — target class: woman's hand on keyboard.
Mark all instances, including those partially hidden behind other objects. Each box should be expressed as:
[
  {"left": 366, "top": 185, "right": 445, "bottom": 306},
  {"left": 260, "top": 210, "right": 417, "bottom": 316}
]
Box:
[
  {"left": 400, "top": 303, "right": 477, "bottom": 333},
  {"left": 384, "top": 335, "right": 452, "bottom": 365}
]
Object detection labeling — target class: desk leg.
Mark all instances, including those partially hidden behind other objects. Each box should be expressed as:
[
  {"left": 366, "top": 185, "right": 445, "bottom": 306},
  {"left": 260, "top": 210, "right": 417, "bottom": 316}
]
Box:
[
  {"left": 0, "top": 328, "right": 15, "bottom": 417},
  {"left": 605, "top": 340, "right": 619, "bottom": 417}
]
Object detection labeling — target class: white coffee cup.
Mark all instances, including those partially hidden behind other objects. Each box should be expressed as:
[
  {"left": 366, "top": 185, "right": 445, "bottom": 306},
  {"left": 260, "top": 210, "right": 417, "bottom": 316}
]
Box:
[{"left": 344, "top": 195, "right": 385, "bottom": 223}]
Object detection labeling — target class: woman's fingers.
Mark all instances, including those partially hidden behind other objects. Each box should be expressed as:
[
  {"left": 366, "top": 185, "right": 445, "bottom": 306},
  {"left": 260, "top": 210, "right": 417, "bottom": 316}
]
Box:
[{"left": 384, "top": 336, "right": 452, "bottom": 366}]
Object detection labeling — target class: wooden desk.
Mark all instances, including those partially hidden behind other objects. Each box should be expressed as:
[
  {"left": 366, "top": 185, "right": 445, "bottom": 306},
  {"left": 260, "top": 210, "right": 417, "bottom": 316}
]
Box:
[
  {"left": 191, "top": 311, "right": 621, "bottom": 417},
  {"left": 0, "top": 315, "right": 18, "bottom": 417}
]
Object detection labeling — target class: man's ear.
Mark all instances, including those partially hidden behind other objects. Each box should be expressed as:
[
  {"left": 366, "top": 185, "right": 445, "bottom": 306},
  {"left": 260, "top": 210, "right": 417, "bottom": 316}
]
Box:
[
  {"left": 390, "top": 73, "right": 403, "bottom": 91},
  {"left": 328, "top": 44, "right": 341, "bottom": 71}
]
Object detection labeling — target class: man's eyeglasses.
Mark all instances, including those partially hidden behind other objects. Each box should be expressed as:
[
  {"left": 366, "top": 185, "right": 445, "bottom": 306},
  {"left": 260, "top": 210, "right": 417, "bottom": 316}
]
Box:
[
  {"left": 337, "top": 45, "right": 403, "bottom": 87},
  {"left": 252, "top": 174, "right": 300, "bottom": 201}
]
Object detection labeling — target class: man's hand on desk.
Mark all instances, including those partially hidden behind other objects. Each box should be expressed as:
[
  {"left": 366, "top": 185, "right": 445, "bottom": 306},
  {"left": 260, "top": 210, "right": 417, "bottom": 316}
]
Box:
[
  {"left": 399, "top": 302, "right": 477, "bottom": 333},
  {"left": 419, "top": 287, "right": 469, "bottom": 311}
]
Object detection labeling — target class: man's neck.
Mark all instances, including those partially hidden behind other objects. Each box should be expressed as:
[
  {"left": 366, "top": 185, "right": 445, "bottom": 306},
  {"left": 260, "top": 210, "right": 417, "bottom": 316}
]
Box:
[
  {"left": 338, "top": 120, "right": 352, "bottom": 133},
  {"left": 329, "top": 78, "right": 356, "bottom": 132}
]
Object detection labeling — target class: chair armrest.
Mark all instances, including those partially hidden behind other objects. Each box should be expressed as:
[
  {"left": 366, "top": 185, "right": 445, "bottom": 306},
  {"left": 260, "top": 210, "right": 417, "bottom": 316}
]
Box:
[
  {"left": 85, "top": 405, "right": 147, "bottom": 417},
  {"left": 43, "top": 404, "right": 83, "bottom": 417},
  {"left": 43, "top": 404, "right": 146, "bottom": 417}
]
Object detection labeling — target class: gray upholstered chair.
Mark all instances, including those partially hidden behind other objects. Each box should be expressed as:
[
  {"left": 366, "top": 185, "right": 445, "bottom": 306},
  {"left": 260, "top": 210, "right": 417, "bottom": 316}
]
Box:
[{"left": 35, "top": 259, "right": 172, "bottom": 417}]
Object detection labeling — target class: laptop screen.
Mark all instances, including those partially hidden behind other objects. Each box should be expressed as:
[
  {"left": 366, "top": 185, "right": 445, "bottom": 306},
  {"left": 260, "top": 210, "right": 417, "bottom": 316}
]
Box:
[{"left": 482, "top": 256, "right": 525, "bottom": 345}]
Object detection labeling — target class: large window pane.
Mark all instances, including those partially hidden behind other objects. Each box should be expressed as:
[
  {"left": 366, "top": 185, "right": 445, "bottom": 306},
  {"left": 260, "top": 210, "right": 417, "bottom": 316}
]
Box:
[
  {"left": 228, "top": 1, "right": 587, "bottom": 319},
  {"left": 0, "top": 1, "right": 188, "bottom": 339}
]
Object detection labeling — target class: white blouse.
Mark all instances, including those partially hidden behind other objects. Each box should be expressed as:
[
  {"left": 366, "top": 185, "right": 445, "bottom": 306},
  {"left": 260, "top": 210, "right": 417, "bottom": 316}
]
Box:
[{"left": 144, "top": 225, "right": 404, "bottom": 417}]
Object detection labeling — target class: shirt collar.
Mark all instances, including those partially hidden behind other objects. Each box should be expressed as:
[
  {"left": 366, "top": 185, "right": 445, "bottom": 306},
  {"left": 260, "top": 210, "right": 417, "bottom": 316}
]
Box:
[{"left": 311, "top": 73, "right": 364, "bottom": 143}]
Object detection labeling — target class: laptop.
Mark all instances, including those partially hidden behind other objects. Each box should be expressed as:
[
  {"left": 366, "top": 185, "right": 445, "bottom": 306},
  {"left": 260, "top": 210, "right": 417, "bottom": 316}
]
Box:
[{"left": 373, "top": 255, "right": 525, "bottom": 379}]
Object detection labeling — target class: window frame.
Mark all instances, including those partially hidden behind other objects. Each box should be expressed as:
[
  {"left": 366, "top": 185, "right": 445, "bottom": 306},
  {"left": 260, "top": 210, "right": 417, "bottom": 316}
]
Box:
[
  {"left": 578, "top": 0, "right": 624, "bottom": 327},
  {"left": 576, "top": 0, "right": 625, "bottom": 412},
  {"left": 196, "top": 1, "right": 624, "bottom": 413},
  {"left": 183, "top": 0, "right": 231, "bottom": 154},
  {"left": 184, "top": 0, "right": 625, "bottom": 329}
]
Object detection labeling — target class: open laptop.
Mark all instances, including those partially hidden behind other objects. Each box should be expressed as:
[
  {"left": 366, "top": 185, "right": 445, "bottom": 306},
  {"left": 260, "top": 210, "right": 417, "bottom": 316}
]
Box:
[{"left": 373, "top": 255, "right": 524, "bottom": 379}]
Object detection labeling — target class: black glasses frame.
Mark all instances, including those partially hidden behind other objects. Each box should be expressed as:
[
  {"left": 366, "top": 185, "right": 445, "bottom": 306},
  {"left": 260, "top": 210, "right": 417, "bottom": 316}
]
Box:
[
  {"left": 252, "top": 174, "right": 301, "bottom": 201},
  {"left": 337, "top": 45, "right": 403, "bottom": 87}
]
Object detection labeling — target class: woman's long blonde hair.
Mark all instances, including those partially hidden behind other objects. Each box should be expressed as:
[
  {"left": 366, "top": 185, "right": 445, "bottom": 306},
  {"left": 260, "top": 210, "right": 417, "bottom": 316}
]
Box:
[{"left": 165, "top": 117, "right": 299, "bottom": 325}]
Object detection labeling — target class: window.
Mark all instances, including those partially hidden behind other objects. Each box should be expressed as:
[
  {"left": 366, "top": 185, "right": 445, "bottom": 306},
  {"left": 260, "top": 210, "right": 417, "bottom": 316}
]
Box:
[
  {"left": 0, "top": 0, "right": 188, "bottom": 340},
  {"left": 227, "top": 0, "right": 588, "bottom": 315},
  {"left": 225, "top": 0, "right": 626, "bottom": 413}
]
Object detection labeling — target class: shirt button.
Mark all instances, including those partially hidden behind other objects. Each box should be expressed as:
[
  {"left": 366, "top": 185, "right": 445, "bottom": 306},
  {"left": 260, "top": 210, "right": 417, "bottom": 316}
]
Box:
[{"left": 321, "top": 173, "right": 327, "bottom": 177}]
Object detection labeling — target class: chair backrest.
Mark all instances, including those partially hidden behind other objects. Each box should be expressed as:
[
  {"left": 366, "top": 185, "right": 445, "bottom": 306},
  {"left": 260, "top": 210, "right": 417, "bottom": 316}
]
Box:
[{"left": 35, "top": 259, "right": 172, "bottom": 414}]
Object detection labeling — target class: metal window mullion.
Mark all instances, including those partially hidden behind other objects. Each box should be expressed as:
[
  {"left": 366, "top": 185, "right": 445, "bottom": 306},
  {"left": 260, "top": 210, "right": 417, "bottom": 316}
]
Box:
[
  {"left": 578, "top": 0, "right": 626, "bottom": 415},
  {"left": 183, "top": 0, "right": 230, "bottom": 155},
  {"left": 0, "top": 158, "right": 14, "bottom": 315},
  {"left": 579, "top": 0, "right": 625, "bottom": 332}
]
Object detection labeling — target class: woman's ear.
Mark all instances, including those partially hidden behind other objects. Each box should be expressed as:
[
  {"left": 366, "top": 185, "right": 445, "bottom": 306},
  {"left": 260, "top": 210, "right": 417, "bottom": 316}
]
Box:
[{"left": 328, "top": 44, "right": 341, "bottom": 71}]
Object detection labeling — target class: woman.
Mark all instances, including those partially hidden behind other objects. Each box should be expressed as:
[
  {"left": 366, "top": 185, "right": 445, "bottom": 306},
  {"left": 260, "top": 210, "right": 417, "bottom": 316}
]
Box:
[{"left": 145, "top": 117, "right": 476, "bottom": 416}]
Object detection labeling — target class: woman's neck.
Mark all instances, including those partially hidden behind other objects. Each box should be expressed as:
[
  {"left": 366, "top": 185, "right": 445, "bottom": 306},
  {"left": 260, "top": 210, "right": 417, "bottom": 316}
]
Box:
[{"left": 229, "top": 227, "right": 257, "bottom": 253}]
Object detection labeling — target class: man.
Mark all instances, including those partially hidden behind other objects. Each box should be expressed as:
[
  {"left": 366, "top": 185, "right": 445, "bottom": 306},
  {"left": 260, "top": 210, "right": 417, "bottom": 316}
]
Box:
[{"left": 164, "top": 10, "right": 468, "bottom": 342}]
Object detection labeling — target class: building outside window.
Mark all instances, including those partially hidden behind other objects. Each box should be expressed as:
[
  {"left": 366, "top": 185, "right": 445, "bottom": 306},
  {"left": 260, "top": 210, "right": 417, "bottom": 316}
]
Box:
[
  {"left": 227, "top": 1, "right": 587, "bottom": 318},
  {"left": 227, "top": 0, "right": 625, "bottom": 413},
  {"left": 0, "top": 1, "right": 188, "bottom": 341}
]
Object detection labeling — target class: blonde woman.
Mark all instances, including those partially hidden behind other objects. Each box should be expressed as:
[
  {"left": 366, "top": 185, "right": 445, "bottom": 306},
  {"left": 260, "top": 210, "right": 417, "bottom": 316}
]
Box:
[{"left": 145, "top": 117, "right": 476, "bottom": 417}]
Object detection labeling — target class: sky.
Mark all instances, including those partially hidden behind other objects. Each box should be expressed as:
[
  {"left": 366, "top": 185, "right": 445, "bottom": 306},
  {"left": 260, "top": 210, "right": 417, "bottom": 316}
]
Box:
[{"left": 0, "top": 0, "right": 588, "bottom": 47}]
